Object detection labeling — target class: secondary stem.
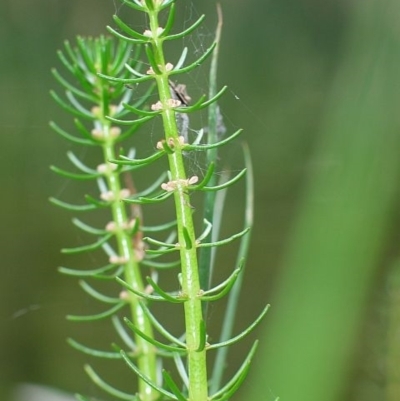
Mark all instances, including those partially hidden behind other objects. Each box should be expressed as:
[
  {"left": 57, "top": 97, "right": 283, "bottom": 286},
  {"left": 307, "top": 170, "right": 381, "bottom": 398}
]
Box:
[{"left": 97, "top": 87, "right": 158, "bottom": 401}]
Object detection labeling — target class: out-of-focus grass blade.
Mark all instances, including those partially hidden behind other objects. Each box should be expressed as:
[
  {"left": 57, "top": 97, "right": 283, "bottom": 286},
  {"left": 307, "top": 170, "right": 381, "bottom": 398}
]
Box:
[
  {"left": 210, "top": 143, "right": 254, "bottom": 393},
  {"left": 247, "top": 1, "right": 400, "bottom": 400}
]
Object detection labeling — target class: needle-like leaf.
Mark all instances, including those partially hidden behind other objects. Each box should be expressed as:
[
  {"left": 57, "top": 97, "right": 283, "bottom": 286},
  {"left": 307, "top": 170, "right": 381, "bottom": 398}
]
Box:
[
  {"left": 61, "top": 233, "right": 113, "bottom": 254},
  {"left": 84, "top": 365, "right": 139, "bottom": 400},
  {"left": 124, "top": 317, "right": 186, "bottom": 354},
  {"left": 120, "top": 350, "right": 177, "bottom": 399},
  {"left": 162, "top": 370, "right": 187, "bottom": 401},
  {"left": 67, "top": 338, "right": 122, "bottom": 359},
  {"left": 67, "top": 302, "right": 126, "bottom": 322},
  {"left": 208, "top": 305, "right": 269, "bottom": 350},
  {"left": 210, "top": 341, "right": 258, "bottom": 401}
]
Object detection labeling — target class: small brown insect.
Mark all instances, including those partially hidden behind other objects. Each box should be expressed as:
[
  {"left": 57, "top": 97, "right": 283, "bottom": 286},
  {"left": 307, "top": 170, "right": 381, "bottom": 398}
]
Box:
[{"left": 169, "top": 80, "right": 191, "bottom": 106}]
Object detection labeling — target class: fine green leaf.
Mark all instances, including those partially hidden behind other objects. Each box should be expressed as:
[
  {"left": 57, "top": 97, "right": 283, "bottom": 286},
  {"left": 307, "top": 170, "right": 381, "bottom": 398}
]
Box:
[
  {"left": 147, "top": 276, "right": 187, "bottom": 303},
  {"left": 111, "top": 150, "right": 165, "bottom": 166},
  {"left": 141, "top": 259, "right": 181, "bottom": 269},
  {"left": 111, "top": 40, "right": 135, "bottom": 74},
  {"left": 196, "top": 320, "right": 207, "bottom": 352},
  {"left": 143, "top": 236, "right": 175, "bottom": 248},
  {"left": 56, "top": 48, "right": 75, "bottom": 75},
  {"left": 108, "top": 16, "right": 148, "bottom": 42},
  {"left": 162, "top": 370, "right": 187, "bottom": 401},
  {"left": 79, "top": 280, "right": 122, "bottom": 304},
  {"left": 98, "top": 71, "right": 153, "bottom": 85},
  {"left": 200, "top": 168, "right": 247, "bottom": 192},
  {"left": 210, "top": 341, "right": 258, "bottom": 401},
  {"left": 161, "top": 2, "right": 176, "bottom": 37},
  {"left": 133, "top": 172, "right": 169, "bottom": 198},
  {"left": 143, "top": 0, "right": 155, "bottom": 12},
  {"left": 175, "top": 86, "right": 227, "bottom": 114},
  {"left": 120, "top": 0, "right": 145, "bottom": 12},
  {"left": 164, "top": 14, "right": 205, "bottom": 41},
  {"left": 174, "top": 47, "right": 188, "bottom": 70},
  {"left": 67, "top": 302, "right": 126, "bottom": 322},
  {"left": 84, "top": 194, "right": 109, "bottom": 208},
  {"left": 197, "top": 227, "right": 250, "bottom": 249},
  {"left": 170, "top": 43, "right": 216, "bottom": 76},
  {"left": 145, "top": 247, "right": 178, "bottom": 255},
  {"left": 124, "top": 191, "right": 174, "bottom": 205},
  {"left": 196, "top": 219, "right": 212, "bottom": 242},
  {"left": 75, "top": 395, "right": 90, "bottom": 401},
  {"left": 112, "top": 315, "right": 137, "bottom": 351},
  {"left": 50, "top": 165, "right": 100, "bottom": 181},
  {"left": 51, "top": 68, "right": 97, "bottom": 103},
  {"left": 173, "top": 353, "right": 189, "bottom": 387},
  {"left": 61, "top": 233, "right": 113, "bottom": 254},
  {"left": 72, "top": 218, "right": 107, "bottom": 235},
  {"left": 67, "top": 151, "right": 99, "bottom": 174},
  {"left": 120, "top": 350, "right": 177, "bottom": 400},
  {"left": 76, "top": 36, "right": 97, "bottom": 73},
  {"left": 49, "top": 121, "right": 96, "bottom": 146},
  {"left": 84, "top": 364, "right": 139, "bottom": 400},
  {"left": 145, "top": 44, "right": 162, "bottom": 75},
  {"left": 49, "top": 197, "right": 98, "bottom": 211},
  {"left": 199, "top": 267, "right": 242, "bottom": 302},
  {"left": 50, "top": 90, "right": 94, "bottom": 120},
  {"left": 67, "top": 338, "right": 122, "bottom": 359},
  {"left": 107, "top": 28, "right": 146, "bottom": 45},
  {"left": 58, "top": 263, "right": 117, "bottom": 277},
  {"left": 184, "top": 129, "right": 243, "bottom": 151},
  {"left": 73, "top": 118, "right": 100, "bottom": 142},
  {"left": 208, "top": 305, "right": 269, "bottom": 350},
  {"left": 116, "top": 276, "right": 170, "bottom": 302},
  {"left": 182, "top": 226, "right": 193, "bottom": 249},
  {"left": 159, "top": 0, "right": 176, "bottom": 11},
  {"left": 123, "top": 101, "right": 159, "bottom": 116},
  {"left": 106, "top": 113, "right": 155, "bottom": 126},
  {"left": 124, "top": 317, "right": 186, "bottom": 354},
  {"left": 138, "top": 301, "right": 187, "bottom": 347},
  {"left": 142, "top": 218, "right": 176, "bottom": 232},
  {"left": 191, "top": 163, "right": 215, "bottom": 190}
]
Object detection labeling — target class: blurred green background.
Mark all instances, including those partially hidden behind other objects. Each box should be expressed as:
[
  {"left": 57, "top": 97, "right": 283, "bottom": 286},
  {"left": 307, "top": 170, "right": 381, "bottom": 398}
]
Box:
[{"left": 2, "top": 0, "right": 400, "bottom": 400}]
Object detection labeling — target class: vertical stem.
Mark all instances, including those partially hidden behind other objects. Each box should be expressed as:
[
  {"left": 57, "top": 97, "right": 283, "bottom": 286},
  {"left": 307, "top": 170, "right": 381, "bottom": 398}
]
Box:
[
  {"left": 146, "top": 6, "right": 208, "bottom": 401},
  {"left": 210, "top": 144, "right": 254, "bottom": 393},
  {"left": 199, "top": 2, "right": 224, "bottom": 307},
  {"left": 96, "top": 83, "right": 158, "bottom": 401}
]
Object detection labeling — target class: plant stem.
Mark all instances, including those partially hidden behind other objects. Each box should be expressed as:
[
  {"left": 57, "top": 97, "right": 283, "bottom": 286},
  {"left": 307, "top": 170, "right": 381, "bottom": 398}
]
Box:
[
  {"left": 97, "top": 80, "right": 158, "bottom": 401},
  {"left": 199, "top": 2, "right": 224, "bottom": 306},
  {"left": 147, "top": 6, "right": 208, "bottom": 401}
]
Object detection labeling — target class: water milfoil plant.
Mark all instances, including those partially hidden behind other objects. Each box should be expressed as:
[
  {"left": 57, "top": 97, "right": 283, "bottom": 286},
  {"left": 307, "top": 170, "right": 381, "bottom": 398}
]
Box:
[{"left": 50, "top": 1, "right": 269, "bottom": 400}]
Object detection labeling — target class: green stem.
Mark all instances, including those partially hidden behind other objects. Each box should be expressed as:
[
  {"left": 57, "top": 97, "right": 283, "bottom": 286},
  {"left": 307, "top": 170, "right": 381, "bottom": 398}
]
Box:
[
  {"left": 97, "top": 82, "right": 158, "bottom": 401},
  {"left": 147, "top": 6, "right": 208, "bottom": 401},
  {"left": 199, "top": 2, "right": 224, "bottom": 307}
]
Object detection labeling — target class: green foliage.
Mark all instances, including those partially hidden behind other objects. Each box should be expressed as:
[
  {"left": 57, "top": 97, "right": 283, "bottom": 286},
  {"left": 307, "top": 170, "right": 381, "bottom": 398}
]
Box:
[{"left": 50, "top": 1, "right": 264, "bottom": 400}]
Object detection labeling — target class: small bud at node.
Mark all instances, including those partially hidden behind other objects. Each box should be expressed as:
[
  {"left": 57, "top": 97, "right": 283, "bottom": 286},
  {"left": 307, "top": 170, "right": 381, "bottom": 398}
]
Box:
[{"left": 100, "top": 191, "right": 114, "bottom": 201}]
